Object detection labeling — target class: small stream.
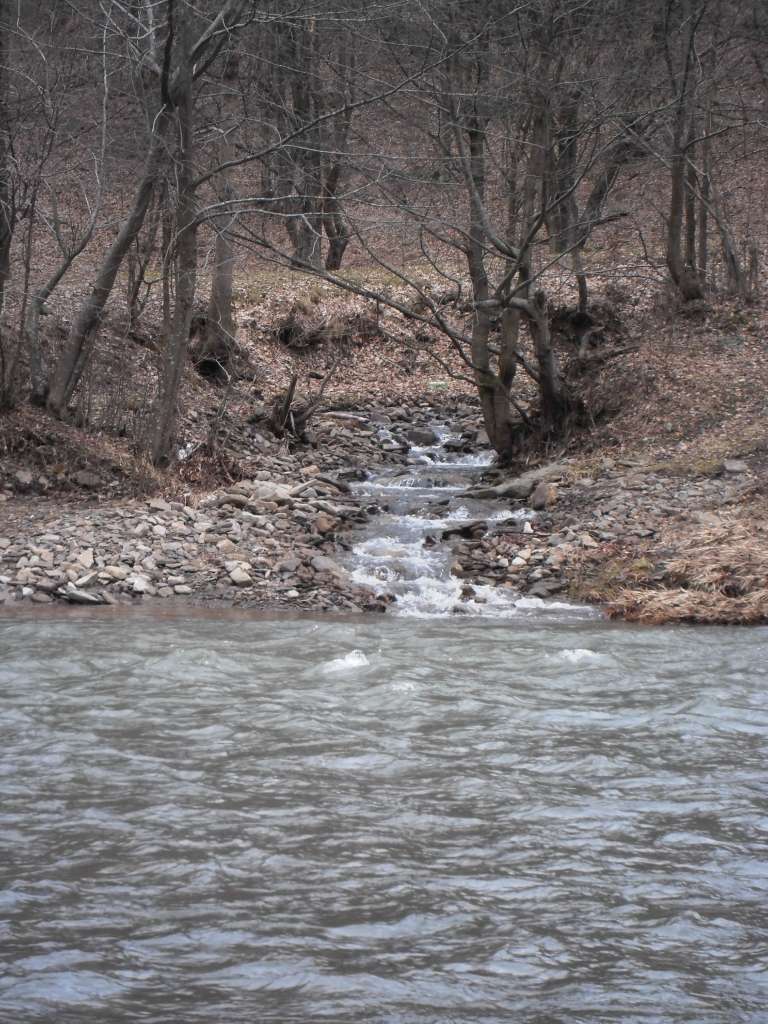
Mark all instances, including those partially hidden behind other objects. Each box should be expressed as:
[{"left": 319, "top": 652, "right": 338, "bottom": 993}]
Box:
[{"left": 347, "top": 425, "right": 583, "bottom": 618}]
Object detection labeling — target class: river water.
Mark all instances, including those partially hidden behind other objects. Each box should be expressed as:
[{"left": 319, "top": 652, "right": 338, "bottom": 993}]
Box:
[{"left": 1, "top": 607, "right": 767, "bottom": 1023}]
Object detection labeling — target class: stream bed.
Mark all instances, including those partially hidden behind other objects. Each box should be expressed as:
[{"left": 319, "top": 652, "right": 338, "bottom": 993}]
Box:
[
  {"left": 346, "top": 425, "right": 561, "bottom": 617},
  {"left": 1, "top": 608, "right": 767, "bottom": 1022}
]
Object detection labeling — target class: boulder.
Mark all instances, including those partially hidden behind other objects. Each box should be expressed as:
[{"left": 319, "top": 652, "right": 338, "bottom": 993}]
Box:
[
  {"left": 310, "top": 555, "right": 346, "bottom": 578},
  {"left": 406, "top": 427, "right": 439, "bottom": 446},
  {"left": 129, "top": 575, "right": 153, "bottom": 594},
  {"left": 73, "top": 470, "right": 101, "bottom": 489},
  {"left": 313, "top": 513, "right": 337, "bottom": 535},
  {"left": 531, "top": 482, "right": 558, "bottom": 510},
  {"left": 229, "top": 566, "right": 252, "bottom": 586},
  {"left": 57, "top": 583, "right": 109, "bottom": 605},
  {"left": 467, "top": 463, "right": 567, "bottom": 500},
  {"left": 76, "top": 548, "right": 95, "bottom": 569}
]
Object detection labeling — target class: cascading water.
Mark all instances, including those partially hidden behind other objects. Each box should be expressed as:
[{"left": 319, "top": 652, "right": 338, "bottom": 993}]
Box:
[{"left": 348, "top": 427, "right": 587, "bottom": 618}]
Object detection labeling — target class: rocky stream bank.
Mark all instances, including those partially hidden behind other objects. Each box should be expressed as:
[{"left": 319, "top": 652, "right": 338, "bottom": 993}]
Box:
[{"left": 1, "top": 398, "right": 765, "bottom": 623}]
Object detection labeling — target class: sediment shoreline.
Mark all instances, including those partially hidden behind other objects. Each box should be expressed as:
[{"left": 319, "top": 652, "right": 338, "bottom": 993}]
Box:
[{"left": 1, "top": 401, "right": 766, "bottom": 624}]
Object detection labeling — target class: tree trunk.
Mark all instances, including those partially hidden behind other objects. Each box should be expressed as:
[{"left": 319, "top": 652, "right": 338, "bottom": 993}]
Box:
[
  {"left": 0, "top": 0, "right": 16, "bottom": 408},
  {"left": 462, "top": 106, "right": 520, "bottom": 463},
  {"left": 151, "top": 36, "right": 196, "bottom": 465},
  {"left": 666, "top": 144, "right": 704, "bottom": 302},
  {"left": 46, "top": 115, "right": 169, "bottom": 416},
  {"left": 527, "top": 291, "right": 571, "bottom": 434},
  {"left": 684, "top": 140, "right": 698, "bottom": 272},
  {"left": 204, "top": 64, "right": 238, "bottom": 372},
  {"left": 322, "top": 166, "right": 350, "bottom": 271},
  {"left": 205, "top": 206, "right": 236, "bottom": 370}
]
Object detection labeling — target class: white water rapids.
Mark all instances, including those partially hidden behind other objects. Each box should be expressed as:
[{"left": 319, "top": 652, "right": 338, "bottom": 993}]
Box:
[{"left": 347, "top": 426, "right": 589, "bottom": 619}]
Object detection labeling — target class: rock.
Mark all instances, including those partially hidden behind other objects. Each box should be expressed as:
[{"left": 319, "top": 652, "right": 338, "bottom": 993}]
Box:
[
  {"left": 530, "top": 482, "right": 558, "bottom": 510},
  {"left": 76, "top": 548, "right": 95, "bottom": 568},
  {"left": 277, "top": 557, "right": 302, "bottom": 573},
  {"left": 528, "top": 580, "right": 566, "bottom": 598},
  {"left": 57, "top": 583, "right": 108, "bottom": 605},
  {"left": 129, "top": 575, "right": 153, "bottom": 594},
  {"left": 247, "top": 481, "right": 293, "bottom": 503},
  {"left": 73, "top": 470, "right": 101, "bottom": 488},
  {"left": 579, "top": 533, "right": 599, "bottom": 548},
  {"left": 313, "top": 513, "right": 337, "bottom": 535},
  {"left": 14, "top": 469, "right": 34, "bottom": 488},
  {"left": 442, "top": 437, "right": 468, "bottom": 453},
  {"left": 405, "top": 427, "right": 439, "bottom": 446},
  {"left": 468, "top": 463, "right": 567, "bottom": 500},
  {"left": 33, "top": 578, "right": 60, "bottom": 594},
  {"left": 104, "top": 565, "right": 129, "bottom": 580},
  {"left": 723, "top": 459, "right": 748, "bottom": 474},
  {"left": 229, "top": 567, "right": 252, "bottom": 586},
  {"left": 310, "top": 555, "right": 346, "bottom": 578},
  {"left": 31, "top": 592, "right": 53, "bottom": 604},
  {"left": 216, "top": 538, "right": 237, "bottom": 553},
  {"left": 0, "top": 538, "right": 11, "bottom": 549},
  {"left": 149, "top": 498, "right": 171, "bottom": 511},
  {"left": 441, "top": 520, "right": 488, "bottom": 540},
  {"left": 173, "top": 584, "right": 193, "bottom": 595}
]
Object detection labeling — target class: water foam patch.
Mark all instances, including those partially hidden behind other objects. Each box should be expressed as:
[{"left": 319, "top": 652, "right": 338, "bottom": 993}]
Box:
[
  {"left": 553, "top": 648, "right": 604, "bottom": 664},
  {"left": 321, "top": 650, "right": 370, "bottom": 674}
]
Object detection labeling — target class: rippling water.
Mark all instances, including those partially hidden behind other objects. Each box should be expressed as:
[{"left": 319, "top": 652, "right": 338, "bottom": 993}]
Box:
[{"left": 1, "top": 610, "right": 767, "bottom": 1023}]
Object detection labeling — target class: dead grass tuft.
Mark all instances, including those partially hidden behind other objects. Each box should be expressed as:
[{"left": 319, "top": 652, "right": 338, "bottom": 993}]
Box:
[{"left": 603, "top": 517, "right": 768, "bottom": 624}]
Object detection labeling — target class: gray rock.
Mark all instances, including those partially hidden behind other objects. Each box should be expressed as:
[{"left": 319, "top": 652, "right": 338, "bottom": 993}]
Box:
[
  {"left": 277, "top": 557, "right": 302, "bottom": 573},
  {"left": 129, "top": 575, "right": 153, "bottom": 594},
  {"left": 310, "top": 555, "right": 346, "bottom": 578},
  {"left": 406, "top": 427, "right": 439, "bottom": 446},
  {"left": 528, "top": 580, "right": 565, "bottom": 598},
  {"left": 468, "top": 463, "right": 567, "bottom": 500},
  {"left": 73, "top": 470, "right": 101, "bottom": 488},
  {"left": 57, "top": 583, "right": 108, "bottom": 605},
  {"left": 229, "top": 567, "right": 252, "bottom": 586},
  {"left": 724, "top": 459, "right": 748, "bottom": 474},
  {"left": 531, "top": 481, "right": 558, "bottom": 510},
  {"left": 76, "top": 548, "right": 95, "bottom": 568}
]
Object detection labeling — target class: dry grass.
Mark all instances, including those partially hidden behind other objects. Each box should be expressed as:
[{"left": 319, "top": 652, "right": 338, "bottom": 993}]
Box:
[{"left": 603, "top": 516, "right": 768, "bottom": 624}]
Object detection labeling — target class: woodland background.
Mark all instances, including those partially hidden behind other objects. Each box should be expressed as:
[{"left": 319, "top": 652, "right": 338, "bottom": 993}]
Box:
[{"left": 0, "top": 0, "right": 766, "bottom": 481}]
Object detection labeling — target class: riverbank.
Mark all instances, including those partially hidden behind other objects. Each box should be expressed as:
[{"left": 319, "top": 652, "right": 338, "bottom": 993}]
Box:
[
  {"left": 2, "top": 395, "right": 767, "bottom": 623},
  {"left": 444, "top": 449, "right": 767, "bottom": 625}
]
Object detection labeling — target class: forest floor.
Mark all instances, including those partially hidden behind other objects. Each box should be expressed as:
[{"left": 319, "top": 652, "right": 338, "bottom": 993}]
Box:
[{"left": 1, "top": 267, "right": 767, "bottom": 624}]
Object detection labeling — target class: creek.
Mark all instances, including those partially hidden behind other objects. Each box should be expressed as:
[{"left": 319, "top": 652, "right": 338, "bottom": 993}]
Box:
[{"left": 346, "top": 423, "right": 571, "bottom": 616}]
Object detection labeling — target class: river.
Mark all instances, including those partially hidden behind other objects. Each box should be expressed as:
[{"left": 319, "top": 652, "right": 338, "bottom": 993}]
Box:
[{"left": 1, "top": 608, "right": 767, "bottom": 1022}]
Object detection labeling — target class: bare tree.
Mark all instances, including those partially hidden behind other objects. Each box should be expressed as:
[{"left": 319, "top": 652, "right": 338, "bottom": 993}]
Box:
[
  {"left": 46, "top": 0, "right": 251, "bottom": 420},
  {"left": 0, "top": 0, "right": 16, "bottom": 407}
]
